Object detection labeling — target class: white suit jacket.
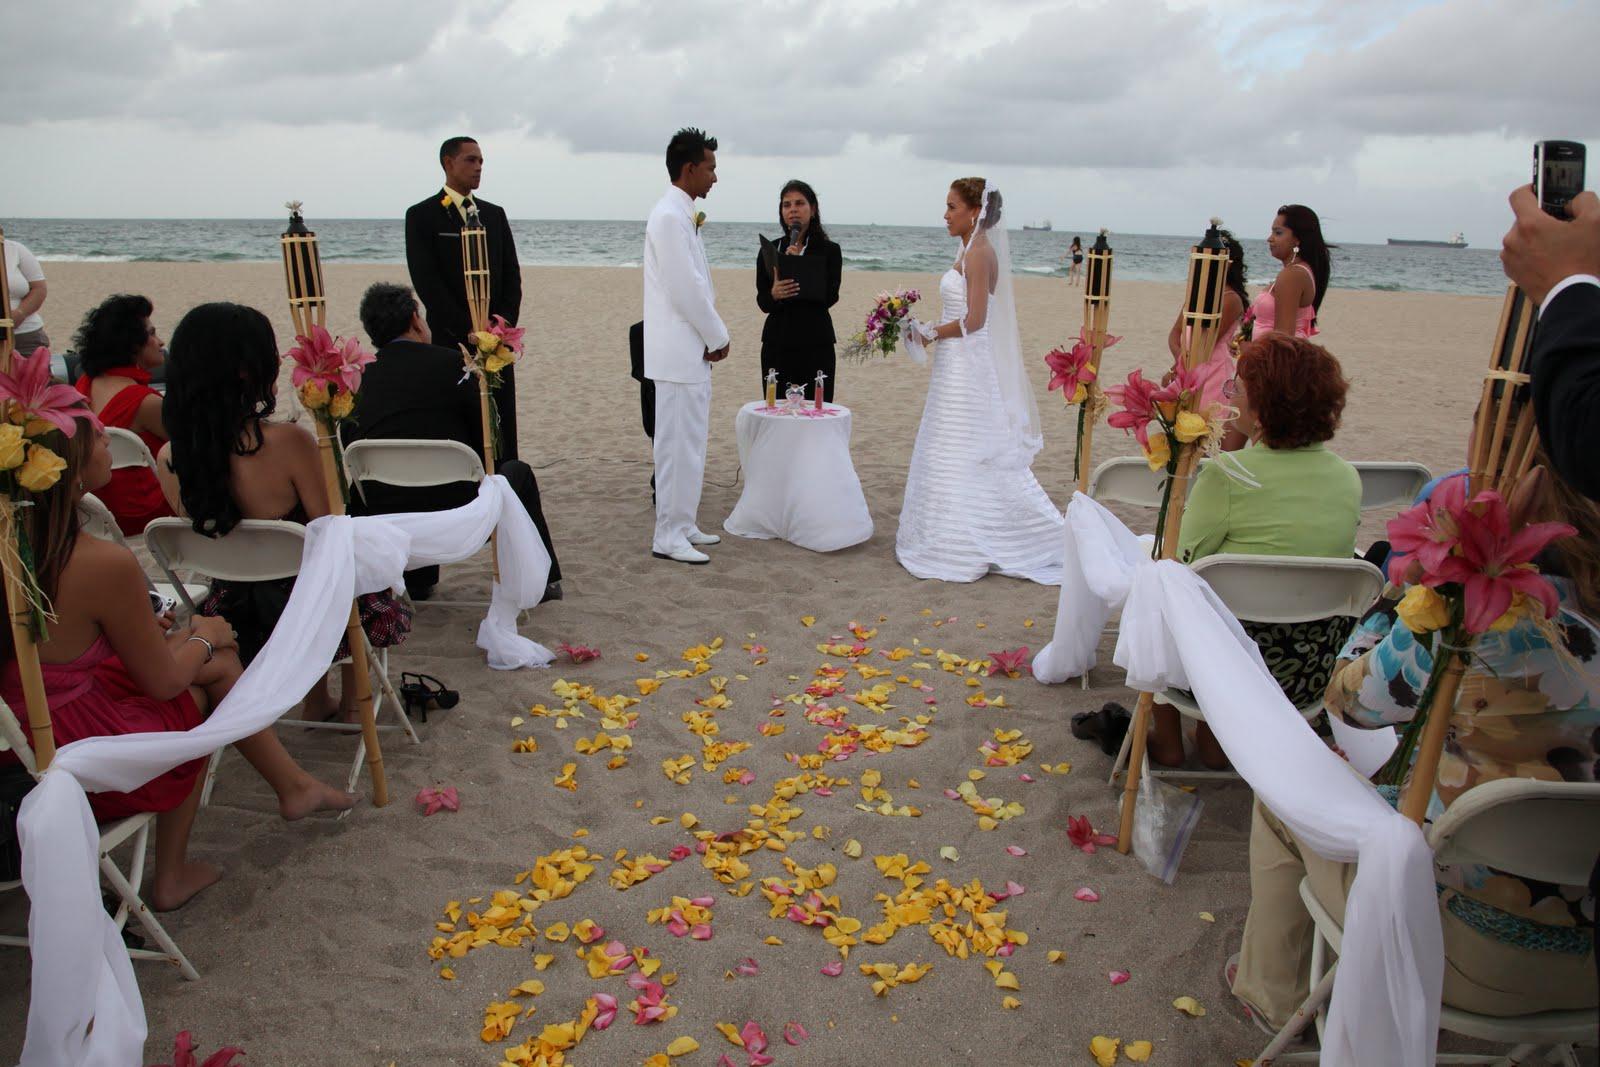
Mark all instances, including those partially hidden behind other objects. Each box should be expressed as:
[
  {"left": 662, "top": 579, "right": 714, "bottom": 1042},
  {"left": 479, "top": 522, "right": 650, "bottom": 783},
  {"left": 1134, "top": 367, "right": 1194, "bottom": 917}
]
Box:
[{"left": 643, "top": 186, "right": 729, "bottom": 384}]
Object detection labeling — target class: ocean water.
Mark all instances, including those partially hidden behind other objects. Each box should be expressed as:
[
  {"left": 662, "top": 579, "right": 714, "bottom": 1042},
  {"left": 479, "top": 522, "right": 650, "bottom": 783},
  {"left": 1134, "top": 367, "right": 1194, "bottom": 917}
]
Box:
[{"left": 0, "top": 217, "right": 1512, "bottom": 297}]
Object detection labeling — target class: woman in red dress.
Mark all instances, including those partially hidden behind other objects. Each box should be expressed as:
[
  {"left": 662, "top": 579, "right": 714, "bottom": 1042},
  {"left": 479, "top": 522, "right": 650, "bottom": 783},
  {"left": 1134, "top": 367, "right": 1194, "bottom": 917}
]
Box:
[
  {"left": 0, "top": 394, "right": 354, "bottom": 910},
  {"left": 71, "top": 294, "right": 175, "bottom": 535}
]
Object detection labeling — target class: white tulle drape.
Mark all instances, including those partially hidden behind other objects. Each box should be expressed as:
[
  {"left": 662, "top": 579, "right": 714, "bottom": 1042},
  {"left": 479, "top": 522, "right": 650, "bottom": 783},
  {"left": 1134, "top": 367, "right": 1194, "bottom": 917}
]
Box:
[
  {"left": 1033, "top": 493, "right": 1443, "bottom": 1066},
  {"left": 15, "top": 475, "right": 552, "bottom": 1066}
]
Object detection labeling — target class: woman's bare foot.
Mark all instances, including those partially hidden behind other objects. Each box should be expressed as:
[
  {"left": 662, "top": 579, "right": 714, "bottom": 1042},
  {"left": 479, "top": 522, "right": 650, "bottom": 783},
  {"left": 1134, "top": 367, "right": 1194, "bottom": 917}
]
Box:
[
  {"left": 150, "top": 860, "right": 223, "bottom": 912},
  {"left": 279, "top": 777, "right": 358, "bottom": 821}
]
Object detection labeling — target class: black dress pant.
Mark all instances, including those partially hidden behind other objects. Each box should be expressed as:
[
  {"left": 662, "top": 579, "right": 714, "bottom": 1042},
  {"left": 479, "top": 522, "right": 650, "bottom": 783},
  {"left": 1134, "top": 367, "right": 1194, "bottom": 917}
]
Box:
[
  {"left": 760, "top": 342, "right": 836, "bottom": 402},
  {"left": 401, "top": 459, "right": 561, "bottom": 594}
]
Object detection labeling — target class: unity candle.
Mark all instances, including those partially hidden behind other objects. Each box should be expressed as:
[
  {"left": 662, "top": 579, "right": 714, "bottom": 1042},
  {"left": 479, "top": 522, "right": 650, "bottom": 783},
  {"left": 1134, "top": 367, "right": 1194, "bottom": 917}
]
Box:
[{"left": 765, "top": 367, "right": 778, "bottom": 409}]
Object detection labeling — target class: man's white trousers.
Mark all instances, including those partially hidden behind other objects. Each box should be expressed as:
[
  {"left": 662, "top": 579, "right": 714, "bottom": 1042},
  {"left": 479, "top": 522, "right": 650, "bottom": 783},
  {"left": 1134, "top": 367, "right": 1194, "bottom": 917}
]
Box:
[{"left": 652, "top": 378, "right": 712, "bottom": 555}]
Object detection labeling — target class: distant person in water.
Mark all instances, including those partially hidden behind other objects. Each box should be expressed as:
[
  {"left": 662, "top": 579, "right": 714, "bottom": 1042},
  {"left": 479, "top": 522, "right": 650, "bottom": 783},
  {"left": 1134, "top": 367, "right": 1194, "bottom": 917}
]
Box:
[{"left": 1063, "top": 235, "right": 1083, "bottom": 286}]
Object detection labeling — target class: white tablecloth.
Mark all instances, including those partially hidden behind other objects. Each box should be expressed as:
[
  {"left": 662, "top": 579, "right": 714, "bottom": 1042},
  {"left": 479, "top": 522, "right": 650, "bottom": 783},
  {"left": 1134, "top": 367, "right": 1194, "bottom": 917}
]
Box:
[{"left": 724, "top": 400, "right": 873, "bottom": 552}]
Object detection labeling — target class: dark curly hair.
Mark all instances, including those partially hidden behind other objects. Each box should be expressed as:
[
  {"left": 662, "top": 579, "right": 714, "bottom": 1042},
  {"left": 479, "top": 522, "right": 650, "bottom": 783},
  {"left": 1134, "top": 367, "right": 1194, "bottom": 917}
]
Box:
[
  {"left": 1218, "top": 229, "right": 1249, "bottom": 312},
  {"left": 73, "top": 293, "right": 153, "bottom": 378},
  {"left": 360, "top": 281, "right": 418, "bottom": 348},
  {"left": 777, "top": 179, "right": 830, "bottom": 245},
  {"left": 1236, "top": 334, "right": 1347, "bottom": 450},
  {"left": 162, "top": 302, "right": 280, "bottom": 536}
]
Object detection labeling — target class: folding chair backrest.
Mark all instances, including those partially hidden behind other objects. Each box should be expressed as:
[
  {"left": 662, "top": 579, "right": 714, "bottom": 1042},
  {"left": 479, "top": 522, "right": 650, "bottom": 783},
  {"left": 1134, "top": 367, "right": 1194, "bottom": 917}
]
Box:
[
  {"left": 1428, "top": 778, "right": 1600, "bottom": 888},
  {"left": 105, "top": 427, "right": 157, "bottom": 472},
  {"left": 1190, "top": 554, "right": 1384, "bottom": 625},
  {"left": 77, "top": 493, "right": 128, "bottom": 548},
  {"left": 1086, "top": 456, "right": 1167, "bottom": 509},
  {"left": 1350, "top": 461, "right": 1432, "bottom": 513},
  {"left": 144, "top": 518, "right": 307, "bottom": 583},
  {"left": 0, "top": 695, "right": 39, "bottom": 777},
  {"left": 341, "top": 439, "right": 485, "bottom": 502}
]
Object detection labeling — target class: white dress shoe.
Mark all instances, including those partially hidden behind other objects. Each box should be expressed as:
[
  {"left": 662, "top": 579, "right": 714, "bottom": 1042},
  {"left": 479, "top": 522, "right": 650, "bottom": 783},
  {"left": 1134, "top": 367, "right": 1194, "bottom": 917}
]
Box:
[
  {"left": 687, "top": 530, "right": 721, "bottom": 546},
  {"left": 652, "top": 546, "right": 711, "bottom": 565}
]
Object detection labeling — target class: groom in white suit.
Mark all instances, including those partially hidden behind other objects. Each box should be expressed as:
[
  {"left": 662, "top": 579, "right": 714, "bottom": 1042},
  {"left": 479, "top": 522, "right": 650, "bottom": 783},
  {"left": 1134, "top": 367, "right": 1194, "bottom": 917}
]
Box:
[{"left": 644, "top": 127, "right": 730, "bottom": 564}]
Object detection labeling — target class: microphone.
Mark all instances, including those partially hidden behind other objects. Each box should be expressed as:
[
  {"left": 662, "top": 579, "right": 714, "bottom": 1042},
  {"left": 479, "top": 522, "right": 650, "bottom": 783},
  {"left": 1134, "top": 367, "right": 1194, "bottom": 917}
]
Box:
[{"left": 787, "top": 224, "right": 802, "bottom": 251}]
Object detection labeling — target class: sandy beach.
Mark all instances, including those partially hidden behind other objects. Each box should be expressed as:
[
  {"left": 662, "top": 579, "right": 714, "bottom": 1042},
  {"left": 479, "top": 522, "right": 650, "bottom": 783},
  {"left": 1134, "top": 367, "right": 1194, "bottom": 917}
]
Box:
[{"left": 0, "top": 261, "right": 1502, "bottom": 1066}]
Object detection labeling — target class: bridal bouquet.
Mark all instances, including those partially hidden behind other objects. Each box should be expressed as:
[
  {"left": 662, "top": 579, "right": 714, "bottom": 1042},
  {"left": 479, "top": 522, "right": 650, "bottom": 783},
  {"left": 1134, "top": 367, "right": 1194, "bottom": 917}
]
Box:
[
  {"left": 842, "top": 289, "right": 920, "bottom": 361},
  {"left": 288, "top": 324, "right": 374, "bottom": 426}
]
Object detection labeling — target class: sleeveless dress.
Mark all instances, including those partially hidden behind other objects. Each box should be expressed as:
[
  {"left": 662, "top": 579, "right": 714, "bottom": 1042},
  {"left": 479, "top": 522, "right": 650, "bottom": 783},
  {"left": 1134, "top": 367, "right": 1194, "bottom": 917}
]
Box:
[
  {"left": 895, "top": 266, "right": 1064, "bottom": 584},
  {"left": 0, "top": 636, "right": 204, "bottom": 821},
  {"left": 1249, "top": 261, "right": 1318, "bottom": 339},
  {"left": 75, "top": 368, "right": 175, "bottom": 536},
  {"left": 198, "top": 503, "right": 413, "bottom": 666}
]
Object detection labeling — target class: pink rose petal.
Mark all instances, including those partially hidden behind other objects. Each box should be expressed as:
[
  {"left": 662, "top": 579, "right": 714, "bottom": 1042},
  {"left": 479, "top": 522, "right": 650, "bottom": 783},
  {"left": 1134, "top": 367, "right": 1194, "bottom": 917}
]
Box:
[
  {"left": 820, "top": 960, "right": 844, "bottom": 976},
  {"left": 783, "top": 1021, "right": 809, "bottom": 1045},
  {"left": 719, "top": 1057, "right": 739, "bottom": 1067},
  {"left": 591, "top": 992, "right": 617, "bottom": 1030},
  {"left": 997, "top": 942, "right": 1015, "bottom": 957},
  {"left": 943, "top": 789, "right": 961, "bottom": 800},
  {"left": 1109, "top": 969, "right": 1131, "bottom": 985},
  {"left": 1005, "top": 845, "right": 1028, "bottom": 857},
  {"left": 1019, "top": 773, "right": 1035, "bottom": 783},
  {"left": 1004, "top": 880, "right": 1026, "bottom": 897},
  {"left": 734, "top": 957, "right": 760, "bottom": 977},
  {"left": 1074, "top": 887, "right": 1100, "bottom": 902},
  {"left": 690, "top": 923, "right": 713, "bottom": 940}
]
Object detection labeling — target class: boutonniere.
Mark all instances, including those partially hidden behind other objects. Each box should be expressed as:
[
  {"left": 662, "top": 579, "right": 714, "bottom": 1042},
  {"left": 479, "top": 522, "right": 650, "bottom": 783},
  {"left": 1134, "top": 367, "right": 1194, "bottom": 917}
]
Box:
[
  {"left": 694, "top": 211, "right": 707, "bottom": 231},
  {"left": 440, "top": 193, "right": 452, "bottom": 209}
]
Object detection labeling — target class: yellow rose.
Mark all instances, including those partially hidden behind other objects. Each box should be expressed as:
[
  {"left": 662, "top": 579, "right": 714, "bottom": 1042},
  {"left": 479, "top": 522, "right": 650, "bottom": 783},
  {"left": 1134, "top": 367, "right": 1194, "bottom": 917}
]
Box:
[
  {"left": 486, "top": 352, "right": 510, "bottom": 374},
  {"left": 475, "top": 333, "right": 500, "bottom": 357},
  {"left": 16, "top": 442, "right": 65, "bottom": 493},
  {"left": 1173, "top": 410, "right": 1208, "bottom": 443},
  {"left": 0, "top": 424, "right": 25, "bottom": 471},
  {"left": 328, "top": 391, "right": 355, "bottom": 420},
  {"left": 1156, "top": 400, "right": 1179, "bottom": 422},
  {"left": 1395, "top": 585, "right": 1450, "bottom": 635},
  {"left": 1488, "top": 590, "right": 1535, "bottom": 633},
  {"left": 299, "top": 380, "right": 329, "bottom": 410},
  {"left": 1143, "top": 431, "right": 1171, "bottom": 471},
  {"left": 1069, "top": 383, "right": 1087, "bottom": 404}
]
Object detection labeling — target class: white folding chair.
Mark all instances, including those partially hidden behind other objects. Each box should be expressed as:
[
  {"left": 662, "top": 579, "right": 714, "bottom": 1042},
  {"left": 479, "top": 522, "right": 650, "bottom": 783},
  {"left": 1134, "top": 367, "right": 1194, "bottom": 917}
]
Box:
[
  {"left": 1109, "top": 554, "right": 1384, "bottom": 783},
  {"left": 0, "top": 695, "right": 200, "bottom": 980},
  {"left": 143, "top": 518, "right": 417, "bottom": 795},
  {"left": 1349, "top": 461, "right": 1433, "bottom": 513},
  {"left": 341, "top": 438, "right": 490, "bottom": 607},
  {"left": 1267, "top": 778, "right": 1600, "bottom": 1064},
  {"left": 1085, "top": 455, "right": 1169, "bottom": 509},
  {"left": 78, "top": 493, "right": 208, "bottom": 610},
  {"left": 105, "top": 426, "right": 159, "bottom": 474}
]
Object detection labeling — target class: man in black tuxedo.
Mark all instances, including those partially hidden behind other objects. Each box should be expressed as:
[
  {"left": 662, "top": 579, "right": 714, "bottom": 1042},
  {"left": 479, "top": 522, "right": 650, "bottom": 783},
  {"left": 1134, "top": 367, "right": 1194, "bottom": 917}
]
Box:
[
  {"left": 1502, "top": 186, "right": 1600, "bottom": 500},
  {"left": 404, "top": 136, "right": 522, "bottom": 461},
  {"left": 347, "top": 282, "right": 561, "bottom": 603}
]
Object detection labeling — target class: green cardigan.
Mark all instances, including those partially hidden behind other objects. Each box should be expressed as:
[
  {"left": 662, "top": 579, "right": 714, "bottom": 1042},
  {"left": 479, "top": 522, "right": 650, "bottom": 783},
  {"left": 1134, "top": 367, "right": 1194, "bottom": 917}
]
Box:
[{"left": 1177, "top": 443, "right": 1361, "bottom": 564}]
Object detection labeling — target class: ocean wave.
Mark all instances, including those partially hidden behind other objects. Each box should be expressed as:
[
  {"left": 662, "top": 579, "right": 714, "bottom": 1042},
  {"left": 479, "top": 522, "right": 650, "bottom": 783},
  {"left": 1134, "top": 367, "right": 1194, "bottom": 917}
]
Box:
[{"left": 37, "top": 253, "right": 134, "bottom": 263}]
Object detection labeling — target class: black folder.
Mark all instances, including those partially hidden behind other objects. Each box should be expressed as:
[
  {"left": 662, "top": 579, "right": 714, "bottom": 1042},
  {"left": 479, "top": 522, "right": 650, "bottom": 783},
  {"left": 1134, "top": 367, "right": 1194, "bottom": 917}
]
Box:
[{"left": 760, "top": 235, "right": 825, "bottom": 301}]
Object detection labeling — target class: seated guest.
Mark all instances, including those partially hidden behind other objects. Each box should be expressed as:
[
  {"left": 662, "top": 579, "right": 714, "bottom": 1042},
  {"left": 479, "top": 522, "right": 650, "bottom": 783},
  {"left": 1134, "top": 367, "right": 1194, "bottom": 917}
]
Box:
[
  {"left": 0, "top": 400, "right": 354, "bottom": 910},
  {"left": 1230, "top": 453, "right": 1599, "bottom": 1029},
  {"left": 71, "top": 294, "right": 176, "bottom": 535},
  {"left": 155, "top": 302, "right": 412, "bottom": 723},
  {"left": 1150, "top": 335, "right": 1361, "bottom": 769},
  {"left": 346, "top": 282, "right": 563, "bottom": 603}
]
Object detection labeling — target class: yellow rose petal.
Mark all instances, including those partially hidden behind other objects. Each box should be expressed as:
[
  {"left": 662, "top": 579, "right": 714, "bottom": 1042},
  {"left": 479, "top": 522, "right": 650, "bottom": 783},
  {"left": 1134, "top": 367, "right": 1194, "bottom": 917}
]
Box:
[
  {"left": 1090, "top": 1035, "right": 1121, "bottom": 1067},
  {"left": 938, "top": 846, "right": 959, "bottom": 862},
  {"left": 1125, "top": 1041, "right": 1154, "bottom": 1062},
  {"left": 1001, "top": 995, "right": 1020, "bottom": 1009},
  {"left": 665, "top": 1036, "right": 700, "bottom": 1056},
  {"left": 801, "top": 615, "right": 816, "bottom": 627},
  {"left": 1199, "top": 911, "right": 1215, "bottom": 923},
  {"left": 843, "top": 839, "right": 863, "bottom": 859},
  {"left": 1173, "top": 995, "right": 1206, "bottom": 1017},
  {"left": 1047, "top": 950, "right": 1065, "bottom": 964}
]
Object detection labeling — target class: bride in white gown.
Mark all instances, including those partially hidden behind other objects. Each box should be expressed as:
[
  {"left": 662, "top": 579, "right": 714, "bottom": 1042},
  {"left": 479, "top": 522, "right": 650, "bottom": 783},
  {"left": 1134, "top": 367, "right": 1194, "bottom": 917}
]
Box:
[{"left": 895, "top": 177, "right": 1064, "bottom": 584}]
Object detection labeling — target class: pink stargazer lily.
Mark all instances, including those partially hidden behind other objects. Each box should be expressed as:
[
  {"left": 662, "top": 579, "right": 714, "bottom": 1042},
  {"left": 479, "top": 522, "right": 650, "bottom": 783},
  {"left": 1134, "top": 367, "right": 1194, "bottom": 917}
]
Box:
[
  {"left": 1045, "top": 326, "right": 1121, "bottom": 398},
  {"left": 1387, "top": 475, "right": 1468, "bottom": 583},
  {"left": 147, "top": 1030, "right": 245, "bottom": 1067},
  {"left": 1153, "top": 355, "right": 1231, "bottom": 416},
  {"left": 1429, "top": 489, "right": 1574, "bottom": 633},
  {"left": 987, "top": 647, "right": 1030, "bottom": 677},
  {"left": 0, "top": 347, "right": 92, "bottom": 437},
  {"left": 287, "top": 325, "right": 374, "bottom": 394},
  {"left": 1105, "top": 368, "right": 1161, "bottom": 448},
  {"left": 474, "top": 314, "right": 525, "bottom": 355}
]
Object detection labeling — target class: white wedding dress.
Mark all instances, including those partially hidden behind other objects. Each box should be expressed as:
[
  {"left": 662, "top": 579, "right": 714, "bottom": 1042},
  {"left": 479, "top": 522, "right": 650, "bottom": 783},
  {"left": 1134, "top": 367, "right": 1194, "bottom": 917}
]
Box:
[{"left": 895, "top": 262, "right": 1065, "bottom": 584}]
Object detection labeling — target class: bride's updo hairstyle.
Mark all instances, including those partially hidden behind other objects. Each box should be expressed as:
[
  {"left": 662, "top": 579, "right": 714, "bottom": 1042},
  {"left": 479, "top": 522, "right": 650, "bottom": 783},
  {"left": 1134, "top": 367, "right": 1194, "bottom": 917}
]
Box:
[{"left": 950, "top": 177, "right": 1003, "bottom": 230}]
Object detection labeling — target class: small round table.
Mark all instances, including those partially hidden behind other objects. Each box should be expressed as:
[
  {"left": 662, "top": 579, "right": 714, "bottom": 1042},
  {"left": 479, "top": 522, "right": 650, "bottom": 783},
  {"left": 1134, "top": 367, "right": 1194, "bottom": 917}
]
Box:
[{"left": 723, "top": 401, "right": 874, "bottom": 552}]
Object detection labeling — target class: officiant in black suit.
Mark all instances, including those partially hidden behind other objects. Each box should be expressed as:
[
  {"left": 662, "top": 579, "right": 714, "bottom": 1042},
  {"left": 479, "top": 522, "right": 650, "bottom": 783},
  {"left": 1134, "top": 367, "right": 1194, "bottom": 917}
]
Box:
[
  {"left": 755, "top": 180, "right": 842, "bottom": 402},
  {"left": 404, "top": 136, "right": 523, "bottom": 461}
]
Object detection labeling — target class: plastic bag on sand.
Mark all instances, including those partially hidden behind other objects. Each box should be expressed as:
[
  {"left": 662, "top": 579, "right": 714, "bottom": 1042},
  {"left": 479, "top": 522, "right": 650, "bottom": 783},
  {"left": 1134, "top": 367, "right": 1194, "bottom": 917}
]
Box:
[{"left": 1122, "top": 760, "right": 1204, "bottom": 884}]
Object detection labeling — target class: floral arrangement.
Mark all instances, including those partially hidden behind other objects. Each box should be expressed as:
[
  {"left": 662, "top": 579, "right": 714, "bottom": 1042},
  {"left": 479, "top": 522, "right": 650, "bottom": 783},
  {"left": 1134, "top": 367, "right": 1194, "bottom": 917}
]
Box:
[
  {"left": 842, "top": 289, "right": 920, "bottom": 361},
  {"left": 0, "top": 348, "right": 89, "bottom": 495},
  {"left": 1045, "top": 325, "right": 1122, "bottom": 484},
  {"left": 469, "top": 314, "right": 525, "bottom": 377},
  {"left": 1380, "top": 473, "right": 1574, "bottom": 782},
  {"left": 287, "top": 325, "right": 373, "bottom": 425},
  {"left": 1104, "top": 355, "right": 1233, "bottom": 554}
]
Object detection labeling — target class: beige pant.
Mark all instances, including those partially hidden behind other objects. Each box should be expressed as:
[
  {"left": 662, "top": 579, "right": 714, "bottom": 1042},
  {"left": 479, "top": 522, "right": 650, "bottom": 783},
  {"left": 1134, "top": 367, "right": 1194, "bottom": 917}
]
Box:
[{"left": 1232, "top": 797, "right": 1597, "bottom": 1028}]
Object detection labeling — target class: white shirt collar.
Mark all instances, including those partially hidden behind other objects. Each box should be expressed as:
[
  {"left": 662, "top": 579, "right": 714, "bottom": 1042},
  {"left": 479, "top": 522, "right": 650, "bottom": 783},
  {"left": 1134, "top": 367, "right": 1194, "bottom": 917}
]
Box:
[{"left": 667, "top": 185, "right": 696, "bottom": 217}]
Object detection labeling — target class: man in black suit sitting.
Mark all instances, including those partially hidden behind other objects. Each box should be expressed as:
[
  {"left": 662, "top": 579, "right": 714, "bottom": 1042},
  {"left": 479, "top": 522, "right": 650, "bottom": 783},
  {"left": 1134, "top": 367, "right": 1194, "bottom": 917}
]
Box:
[
  {"left": 404, "top": 136, "right": 523, "bottom": 461},
  {"left": 348, "top": 282, "right": 562, "bottom": 603}
]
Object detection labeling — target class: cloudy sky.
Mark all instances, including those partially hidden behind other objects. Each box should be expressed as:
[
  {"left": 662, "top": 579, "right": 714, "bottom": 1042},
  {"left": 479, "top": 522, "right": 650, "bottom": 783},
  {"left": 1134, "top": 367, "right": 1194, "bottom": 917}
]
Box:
[{"left": 2, "top": 0, "right": 1594, "bottom": 243}]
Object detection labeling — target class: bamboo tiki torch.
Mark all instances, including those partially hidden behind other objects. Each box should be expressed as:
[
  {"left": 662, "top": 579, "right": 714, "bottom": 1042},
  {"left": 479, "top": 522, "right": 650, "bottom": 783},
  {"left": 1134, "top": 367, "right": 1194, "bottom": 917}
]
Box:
[
  {"left": 1075, "top": 230, "right": 1115, "bottom": 494},
  {"left": 1395, "top": 282, "right": 1540, "bottom": 826},
  {"left": 0, "top": 227, "right": 54, "bottom": 769},
  {"left": 1117, "top": 220, "right": 1232, "bottom": 854},
  {"left": 280, "top": 204, "right": 388, "bottom": 808},
  {"left": 460, "top": 204, "right": 500, "bottom": 578}
]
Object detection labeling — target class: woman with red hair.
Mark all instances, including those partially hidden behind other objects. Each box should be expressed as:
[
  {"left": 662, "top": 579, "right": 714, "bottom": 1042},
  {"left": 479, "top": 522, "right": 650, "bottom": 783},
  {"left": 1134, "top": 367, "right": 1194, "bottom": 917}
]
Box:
[{"left": 1147, "top": 335, "right": 1362, "bottom": 768}]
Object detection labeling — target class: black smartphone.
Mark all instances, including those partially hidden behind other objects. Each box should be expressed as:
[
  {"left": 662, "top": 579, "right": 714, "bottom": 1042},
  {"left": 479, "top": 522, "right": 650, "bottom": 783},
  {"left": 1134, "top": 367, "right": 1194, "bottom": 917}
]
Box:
[{"left": 1533, "top": 140, "right": 1585, "bottom": 218}]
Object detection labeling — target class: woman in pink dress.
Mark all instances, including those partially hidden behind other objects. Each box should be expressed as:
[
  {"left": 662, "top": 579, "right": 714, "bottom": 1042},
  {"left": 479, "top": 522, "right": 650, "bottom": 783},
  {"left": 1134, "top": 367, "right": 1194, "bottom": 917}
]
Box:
[
  {"left": 1249, "top": 204, "right": 1331, "bottom": 340},
  {"left": 71, "top": 294, "right": 175, "bottom": 535},
  {"left": 0, "top": 392, "right": 353, "bottom": 911}
]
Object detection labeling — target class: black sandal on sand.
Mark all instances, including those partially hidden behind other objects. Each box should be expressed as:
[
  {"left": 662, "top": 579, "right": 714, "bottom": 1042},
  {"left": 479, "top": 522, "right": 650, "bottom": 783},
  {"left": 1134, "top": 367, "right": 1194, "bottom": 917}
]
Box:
[
  {"left": 1071, "top": 702, "right": 1131, "bottom": 758},
  {"left": 400, "top": 673, "right": 459, "bottom": 723}
]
